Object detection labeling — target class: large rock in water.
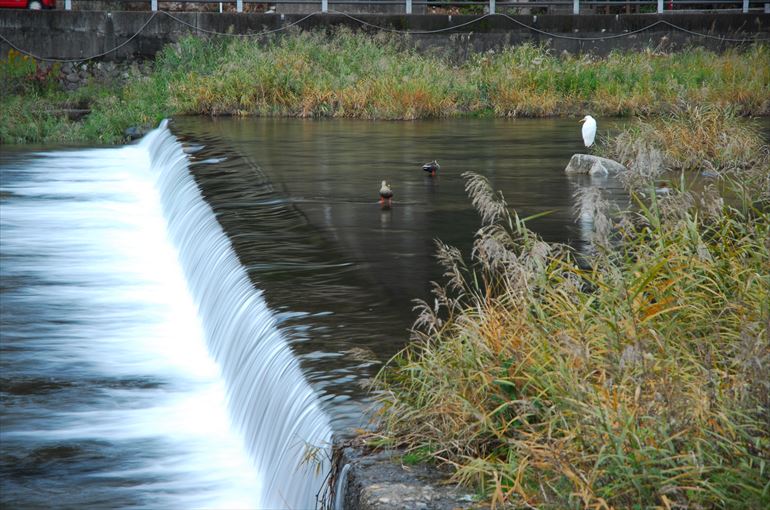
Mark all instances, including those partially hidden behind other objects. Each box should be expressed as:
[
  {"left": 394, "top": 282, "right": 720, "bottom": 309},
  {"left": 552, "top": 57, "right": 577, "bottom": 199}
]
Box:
[{"left": 565, "top": 154, "right": 627, "bottom": 176}]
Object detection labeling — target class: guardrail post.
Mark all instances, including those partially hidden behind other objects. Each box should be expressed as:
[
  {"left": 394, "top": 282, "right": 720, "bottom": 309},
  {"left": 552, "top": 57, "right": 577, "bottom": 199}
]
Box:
[
  {"left": 657, "top": 0, "right": 663, "bottom": 12},
  {"left": 65, "top": 0, "right": 71, "bottom": 9},
  {"left": 743, "top": 0, "right": 749, "bottom": 12},
  {"left": 322, "top": 0, "right": 328, "bottom": 12},
  {"left": 573, "top": 0, "right": 579, "bottom": 15},
  {"left": 151, "top": 0, "right": 157, "bottom": 11},
  {"left": 237, "top": 0, "right": 243, "bottom": 12},
  {"left": 406, "top": 0, "right": 412, "bottom": 14},
  {"left": 489, "top": 0, "right": 495, "bottom": 14}
]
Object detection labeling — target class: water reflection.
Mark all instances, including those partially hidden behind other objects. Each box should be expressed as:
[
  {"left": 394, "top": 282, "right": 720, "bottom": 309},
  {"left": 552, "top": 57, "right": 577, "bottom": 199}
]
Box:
[{"left": 173, "top": 116, "right": 627, "bottom": 435}]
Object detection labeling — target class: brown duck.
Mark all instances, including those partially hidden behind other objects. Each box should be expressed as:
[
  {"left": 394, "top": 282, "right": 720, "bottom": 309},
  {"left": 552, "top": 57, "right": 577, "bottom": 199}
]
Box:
[{"left": 378, "top": 180, "right": 393, "bottom": 206}]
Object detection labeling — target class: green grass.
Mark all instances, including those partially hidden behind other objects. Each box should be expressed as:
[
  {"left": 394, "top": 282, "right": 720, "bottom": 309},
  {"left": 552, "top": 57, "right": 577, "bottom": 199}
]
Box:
[
  {"left": 400, "top": 445, "right": 435, "bottom": 465},
  {"left": 166, "top": 33, "right": 770, "bottom": 120},
  {"left": 1, "top": 50, "right": 173, "bottom": 144},
  {"left": 369, "top": 120, "right": 770, "bottom": 508},
  {"left": 2, "top": 34, "right": 769, "bottom": 144}
]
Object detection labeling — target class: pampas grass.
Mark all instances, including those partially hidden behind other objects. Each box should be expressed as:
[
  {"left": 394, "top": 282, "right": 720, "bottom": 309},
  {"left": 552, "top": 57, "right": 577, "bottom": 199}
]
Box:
[{"left": 370, "top": 114, "right": 770, "bottom": 508}]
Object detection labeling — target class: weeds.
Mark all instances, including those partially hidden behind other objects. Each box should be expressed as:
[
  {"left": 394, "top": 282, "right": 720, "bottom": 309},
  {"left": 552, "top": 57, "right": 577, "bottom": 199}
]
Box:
[
  {"left": 2, "top": 34, "right": 769, "bottom": 144},
  {"left": 371, "top": 118, "right": 770, "bottom": 508},
  {"left": 0, "top": 49, "right": 60, "bottom": 96},
  {"left": 169, "top": 35, "right": 769, "bottom": 120},
  {"left": 601, "top": 105, "right": 770, "bottom": 204},
  {"left": 604, "top": 104, "right": 768, "bottom": 172}
]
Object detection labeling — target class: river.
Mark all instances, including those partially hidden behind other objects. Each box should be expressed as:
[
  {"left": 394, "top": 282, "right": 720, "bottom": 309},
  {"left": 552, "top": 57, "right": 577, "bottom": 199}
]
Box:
[
  {"left": 170, "top": 116, "right": 624, "bottom": 427},
  {"left": 1, "top": 116, "right": 630, "bottom": 508}
]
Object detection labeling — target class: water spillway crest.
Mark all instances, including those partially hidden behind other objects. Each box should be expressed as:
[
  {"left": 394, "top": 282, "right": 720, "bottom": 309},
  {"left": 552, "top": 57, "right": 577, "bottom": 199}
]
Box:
[
  {"left": 0, "top": 121, "right": 332, "bottom": 509},
  {"left": 142, "top": 121, "right": 334, "bottom": 509}
]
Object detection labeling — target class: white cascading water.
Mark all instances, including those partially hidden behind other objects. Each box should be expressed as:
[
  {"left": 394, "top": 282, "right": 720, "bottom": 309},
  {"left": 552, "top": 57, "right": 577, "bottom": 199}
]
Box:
[
  {"left": 0, "top": 121, "right": 332, "bottom": 509},
  {"left": 142, "top": 121, "right": 333, "bottom": 509}
]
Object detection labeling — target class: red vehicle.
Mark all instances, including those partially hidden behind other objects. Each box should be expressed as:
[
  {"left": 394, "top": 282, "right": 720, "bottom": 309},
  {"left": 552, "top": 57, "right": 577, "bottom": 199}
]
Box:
[{"left": 0, "top": 0, "right": 56, "bottom": 9}]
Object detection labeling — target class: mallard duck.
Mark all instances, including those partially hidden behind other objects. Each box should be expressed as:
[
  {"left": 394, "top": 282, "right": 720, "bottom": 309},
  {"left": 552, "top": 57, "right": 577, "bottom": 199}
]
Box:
[
  {"left": 379, "top": 180, "right": 393, "bottom": 206},
  {"left": 422, "top": 160, "right": 440, "bottom": 176}
]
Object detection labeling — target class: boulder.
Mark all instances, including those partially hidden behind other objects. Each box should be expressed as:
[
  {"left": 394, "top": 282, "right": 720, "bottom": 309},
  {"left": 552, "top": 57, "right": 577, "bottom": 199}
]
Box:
[
  {"left": 124, "top": 125, "right": 150, "bottom": 140},
  {"left": 565, "top": 154, "right": 626, "bottom": 176}
]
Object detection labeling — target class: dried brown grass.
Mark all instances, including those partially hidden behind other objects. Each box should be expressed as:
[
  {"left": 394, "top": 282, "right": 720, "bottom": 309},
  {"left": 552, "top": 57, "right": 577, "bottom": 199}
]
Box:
[{"left": 370, "top": 134, "right": 770, "bottom": 508}]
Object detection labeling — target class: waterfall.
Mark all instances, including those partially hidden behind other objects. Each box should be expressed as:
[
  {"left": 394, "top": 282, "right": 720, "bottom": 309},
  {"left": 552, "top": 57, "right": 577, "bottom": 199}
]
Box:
[
  {"left": 2, "top": 139, "right": 262, "bottom": 508},
  {"left": 1, "top": 121, "right": 332, "bottom": 509},
  {"left": 141, "top": 121, "right": 333, "bottom": 508}
]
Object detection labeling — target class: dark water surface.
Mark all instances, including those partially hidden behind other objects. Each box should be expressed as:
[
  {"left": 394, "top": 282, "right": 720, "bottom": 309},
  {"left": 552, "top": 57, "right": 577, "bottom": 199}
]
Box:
[{"left": 171, "top": 116, "right": 614, "bottom": 434}]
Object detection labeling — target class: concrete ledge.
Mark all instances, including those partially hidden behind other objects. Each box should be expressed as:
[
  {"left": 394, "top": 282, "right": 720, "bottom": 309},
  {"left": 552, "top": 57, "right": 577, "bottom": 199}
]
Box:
[
  {"left": 1, "top": 12, "right": 768, "bottom": 61},
  {"left": 333, "top": 439, "right": 477, "bottom": 510}
]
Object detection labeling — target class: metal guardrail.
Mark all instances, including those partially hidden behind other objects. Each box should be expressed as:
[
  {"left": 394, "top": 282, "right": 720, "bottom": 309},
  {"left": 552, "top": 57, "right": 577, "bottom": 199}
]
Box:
[{"left": 58, "top": 0, "right": 768, "bottom": 14}]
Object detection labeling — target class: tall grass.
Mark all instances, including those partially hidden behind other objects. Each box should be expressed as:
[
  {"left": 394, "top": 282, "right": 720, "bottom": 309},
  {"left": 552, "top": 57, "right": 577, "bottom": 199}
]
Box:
[
  {"left": 167, "top": 30, "right": 464, "bottom": 119},
  {"left": 603, "top": 105, "right": 768, "bottom": 171},
  {"left": 370, "top": 122, "right": 769, "bottom": 507},
  {"left": 168, "top": 33, "right": 770, "bottom": 119},
  {"left": 601, "top": 105, "right": 770, "bottom": 204},
  {"left": 473, "top": 44, "right": 770, "bottom": 117},
  {"left": 2, "top": 33, "right": 769, "bottom": 144}
]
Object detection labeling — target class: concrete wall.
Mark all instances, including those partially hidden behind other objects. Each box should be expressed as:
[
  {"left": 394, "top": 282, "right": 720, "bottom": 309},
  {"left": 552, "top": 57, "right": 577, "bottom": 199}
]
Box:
[{"left": 1, "top": 11, "right": 768, "bottom": 62}]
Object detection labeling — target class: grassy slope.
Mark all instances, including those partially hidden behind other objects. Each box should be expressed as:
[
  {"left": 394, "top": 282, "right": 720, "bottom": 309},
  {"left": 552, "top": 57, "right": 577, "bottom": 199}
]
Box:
[{"left": 2, "top": 32, "right": 769, "bottom": 144}]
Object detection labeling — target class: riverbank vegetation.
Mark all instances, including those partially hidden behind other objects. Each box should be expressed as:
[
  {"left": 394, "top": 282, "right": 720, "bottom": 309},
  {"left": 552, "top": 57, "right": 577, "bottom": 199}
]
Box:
[
  {"left": 2, "top": 31, "right": 769, "bottom": 144},
  {"left": 603, "top": 105, "right": 768, "bottom": 173},
  {"left": 601, "top": 105, "right": 770, "bottom": 197},
  {"left": 369, "top": 109, "right": 770, "bottom": 508}
]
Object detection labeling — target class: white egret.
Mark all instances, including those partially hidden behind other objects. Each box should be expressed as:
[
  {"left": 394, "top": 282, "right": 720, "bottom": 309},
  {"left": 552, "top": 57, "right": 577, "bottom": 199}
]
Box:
[
  {"left": 580, "top": 115, "right": 597, "bottom": 148},
  {"left": 379, "top": 181, "right": 393, "bottom": 207}
]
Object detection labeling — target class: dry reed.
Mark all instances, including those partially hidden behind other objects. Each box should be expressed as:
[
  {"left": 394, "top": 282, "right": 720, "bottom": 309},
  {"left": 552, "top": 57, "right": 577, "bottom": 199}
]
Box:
[{"left": 371, "top": 118, "right": 770, "bottom": 509}]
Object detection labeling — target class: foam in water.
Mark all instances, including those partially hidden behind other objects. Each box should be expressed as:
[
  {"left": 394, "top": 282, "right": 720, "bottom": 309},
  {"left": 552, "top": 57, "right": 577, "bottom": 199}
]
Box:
[
  {"left": 1, "top": 145, "right": 261, "bottom": 508},
  {"left": 1, "top": 121, "right": 332, "bottom": 509}
]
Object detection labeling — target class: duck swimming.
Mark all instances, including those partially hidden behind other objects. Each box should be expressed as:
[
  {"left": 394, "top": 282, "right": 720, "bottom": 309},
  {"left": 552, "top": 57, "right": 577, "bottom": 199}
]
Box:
[
  {"left": 379, "top": 180, "right": 393, "bottom": 207},
  {"left": 422, "top": 160, "right": 440, "bottom": 176}
]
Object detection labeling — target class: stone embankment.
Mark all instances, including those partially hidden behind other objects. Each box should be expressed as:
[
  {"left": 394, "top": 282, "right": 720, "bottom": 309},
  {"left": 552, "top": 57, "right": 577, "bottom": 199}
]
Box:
[
  {"left": 24, "top": 60, "right": 152, "bottom": 123},
  {"left": 57, "top": 60, "right": 152, "bottom": 90}
]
